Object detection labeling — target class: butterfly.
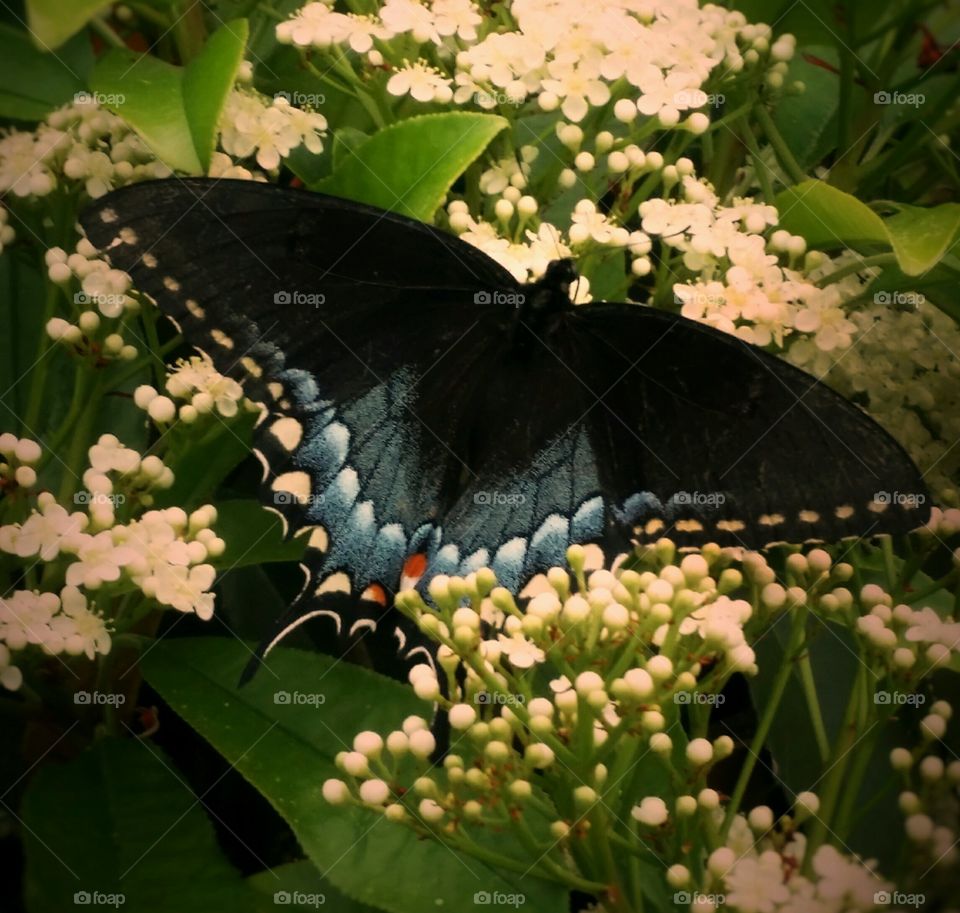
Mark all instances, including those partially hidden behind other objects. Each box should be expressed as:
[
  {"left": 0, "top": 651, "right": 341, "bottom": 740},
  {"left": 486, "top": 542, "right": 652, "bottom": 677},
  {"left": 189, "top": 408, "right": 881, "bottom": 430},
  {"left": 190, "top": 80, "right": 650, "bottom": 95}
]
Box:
[{"left": 80, "top": 178, "right": 930, "bottom": 680}]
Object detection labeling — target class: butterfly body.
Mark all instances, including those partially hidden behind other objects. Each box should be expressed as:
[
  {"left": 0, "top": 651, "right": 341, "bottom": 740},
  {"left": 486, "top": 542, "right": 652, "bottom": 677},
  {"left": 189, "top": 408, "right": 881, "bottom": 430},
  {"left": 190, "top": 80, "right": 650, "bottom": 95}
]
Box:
[{"left": 81, "top": 179, "right": 930, "bottom": 679}]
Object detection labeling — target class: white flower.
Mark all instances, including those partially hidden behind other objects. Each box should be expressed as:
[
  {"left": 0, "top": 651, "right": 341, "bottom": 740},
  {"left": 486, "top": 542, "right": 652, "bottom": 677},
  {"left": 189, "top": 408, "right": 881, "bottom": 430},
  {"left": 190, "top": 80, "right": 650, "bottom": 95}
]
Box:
[
  {"left": 51, "top": 586, "right": 111, "bottom": 659},
  {"left": 164, "top": 355, "right": 246, "bottom": 418},
  {"left": 632, "top": 796, "right": 669, "bottom": 826},
  {"left": 65, "top": 530, "right": 138, "bottom": 589},
  {"left": 496, "top": 633, "right": 545, "bottom": 669},
  {"left": 1, "top": 497, "right": 88, "bottom": 561},
  {"left": 146, "top": 563, "right": 217, "bottom": 619},
  {"left": 723, "top": 852, "right": 791, "bottom": 913},
  {"left": 386, "top": 61, "right": 453, "bottom": 104},
  {"left": 540, "top": 60, "right": 610, "bottom": 122}
]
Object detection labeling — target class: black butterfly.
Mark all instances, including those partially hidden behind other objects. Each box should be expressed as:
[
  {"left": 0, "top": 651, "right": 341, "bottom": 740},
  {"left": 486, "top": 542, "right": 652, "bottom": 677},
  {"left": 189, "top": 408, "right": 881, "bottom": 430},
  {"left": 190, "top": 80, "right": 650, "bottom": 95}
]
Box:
[{"left": 81, "top": 178, "right": 930, "bottom": 679}]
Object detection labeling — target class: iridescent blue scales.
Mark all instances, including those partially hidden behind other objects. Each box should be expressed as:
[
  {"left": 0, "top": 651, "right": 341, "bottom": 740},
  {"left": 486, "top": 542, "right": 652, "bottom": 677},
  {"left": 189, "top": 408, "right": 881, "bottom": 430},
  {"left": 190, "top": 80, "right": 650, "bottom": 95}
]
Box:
[{"left": 81, "top": 179, "right": 931, "bottom": 681}]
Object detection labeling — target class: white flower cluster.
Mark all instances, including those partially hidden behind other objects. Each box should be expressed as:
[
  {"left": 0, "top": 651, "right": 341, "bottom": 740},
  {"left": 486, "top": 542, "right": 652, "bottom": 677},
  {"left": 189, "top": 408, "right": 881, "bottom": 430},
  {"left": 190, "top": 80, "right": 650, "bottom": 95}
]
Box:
[
  {"left": 0, "top": 433, "right": 41, "bottom": 491},
  {"left": 854, "top": 582, "right": 960, "bottom": 676},
  {"left": 322, "top": 542, "right": 765, "bottom": 833},
  {"left": 218, "top": 90, "right": 328, "bottom": 172},
  {"left": 801, "top": 300, "right": 960, "bottom": 504},
  {"left": 42, "top": 239, "right": 142, "bottom": 363},
  {"left": 0, "top": 436, "right": 224, "bottom": 692},
  {"left": 133, "top": 354, "right": 252, "bottom": 425},
  {"left": 698, "top": 802, "right": 893, "bottom": 913},
  {"left": 0, "top": 97, "right": 171, "bottom": 199},
  {"left": 0, "top": 586, "right": 111, "bottom": 690},
  {"left": 889, "top": 702, "right": 960, "bottom": 879},
  {"left": 279, "top": 0, "right": 793, "bottom": 121}
]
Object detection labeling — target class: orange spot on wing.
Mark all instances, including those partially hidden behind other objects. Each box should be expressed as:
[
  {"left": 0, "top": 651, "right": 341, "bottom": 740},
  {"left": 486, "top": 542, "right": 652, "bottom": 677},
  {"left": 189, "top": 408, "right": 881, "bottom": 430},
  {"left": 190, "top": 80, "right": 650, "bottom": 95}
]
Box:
[
  {"left": 363, "top": 583, "right": 388, "bottom": 606},
  {"left": 403, "top": 553, "right": 428, "bottom": 580}
]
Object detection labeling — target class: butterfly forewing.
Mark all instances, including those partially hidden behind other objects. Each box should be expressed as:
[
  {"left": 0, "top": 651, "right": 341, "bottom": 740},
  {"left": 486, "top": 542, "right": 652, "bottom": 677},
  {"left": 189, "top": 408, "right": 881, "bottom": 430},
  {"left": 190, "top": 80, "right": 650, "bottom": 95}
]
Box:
[{"left": 569, "top": 304, "right": 930, "bottom": 546}]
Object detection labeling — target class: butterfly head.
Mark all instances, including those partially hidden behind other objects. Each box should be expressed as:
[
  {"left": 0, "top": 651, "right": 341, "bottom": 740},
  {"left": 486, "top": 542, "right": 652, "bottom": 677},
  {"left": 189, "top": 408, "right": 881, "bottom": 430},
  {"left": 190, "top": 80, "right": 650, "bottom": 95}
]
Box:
[{"left": 528, "top": 258, "right": 578, "bottom": 315}]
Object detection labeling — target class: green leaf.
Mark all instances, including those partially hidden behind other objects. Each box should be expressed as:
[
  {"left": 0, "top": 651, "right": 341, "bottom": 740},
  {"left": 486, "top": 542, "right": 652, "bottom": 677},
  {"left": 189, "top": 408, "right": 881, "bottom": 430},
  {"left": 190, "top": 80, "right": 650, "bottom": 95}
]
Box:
[
  {"left": 182, "top": 19, "right": 249, "bottom": 171},
  {"left": 771, "top": 47, "right": 840, "bottom": 169},
  {"left": 248, "top": 861, "right": 382, "bottom": 912},
  {"left": 867, "top": 260, "right": 960, "bottom": 326},
  {"left": 159, "top": 410, "right": 256, "bottom": 509},
  {"left": 90, "top": 20, "right": 248, "bottom": 174},
  {"left": 315, "top": 112, "right": 508, "bottom": 222},
  {"left": 211, "top": 499, "right": 307, "bottom": 568},
  {"left": 21, "top": 737, "right": 267, "bottom": 913},
  {"left": 90, "top": 50, "right": 202, "bottom": 173},
  {"left": 750, "top": 617, "right": 910, "bottom": 871},
  {"left": 143, "top": 638, "right": 567, "bottom": 913},
  {"left": 332, "top": 126, "right": 371, "bottom": 172},
  {"left": 25, "top": 0, "right": 109, "bottom": 49},
  {"left": 885, "top": 203, "right": 960, "bottom": 277},
  {"left": 775, "top": 180, "right": 889, "bottom": 251},
  {"left": 0, "top": 23, "right": 91, "bottom": 119}
]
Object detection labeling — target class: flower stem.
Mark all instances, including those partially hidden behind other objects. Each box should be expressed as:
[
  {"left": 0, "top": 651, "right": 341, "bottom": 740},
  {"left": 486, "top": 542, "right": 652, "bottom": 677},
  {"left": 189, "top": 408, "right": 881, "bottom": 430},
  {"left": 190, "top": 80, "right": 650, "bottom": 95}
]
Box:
[
  {"left": 801, "top": 662, "right": 869, "bottom": 874},
  {"left": 796, "top": 650, "right": 830, "bottom": 764},
  {"left": 753, "top": 103, "right": 806, "bottom": 186},
  {"left": 721, "top": 605, "right": 807, "bottom": 837}
]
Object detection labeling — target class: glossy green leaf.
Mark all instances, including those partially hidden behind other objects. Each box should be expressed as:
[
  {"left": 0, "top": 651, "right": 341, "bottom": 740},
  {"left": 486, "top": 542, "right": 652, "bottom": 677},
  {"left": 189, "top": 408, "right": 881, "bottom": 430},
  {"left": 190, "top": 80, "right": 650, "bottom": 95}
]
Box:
[
  {"left": 21, "top": 737, "right": 267, "bottom": 913},
  {"left": 210, "top": 499, "right": 307, "bottom": 568},
  {"left": 90, "top": 50, "right": 202, "bottom": 173},
  {"left": 0, "top": 23, "right": 91, "bottom": 119},
  {"left": 248, "top": 861, "right": 381, "bottom": 912},
  {"left": 90, "top": 20, "right": 247, "bottom": 173},
  {"left": 885, "top": 203, "right": 960, "bottom": 277},
  {"left": 143, "top": 638, "right": 567, "bottom": 913},
  {"left": 771, "top": 47, "right": 840, "bottom": 169},
  {"left": 775, "top": 180, "right": 889, "bottom": 251},
  {"left": 182, "top": 19, "right": 249, "bottom": 171},
  {"left": 25, "top": 0, "right": 109, "bottom": 49},
  {"left": 315, "top": 112, "right": 509, "bottom": 221}
]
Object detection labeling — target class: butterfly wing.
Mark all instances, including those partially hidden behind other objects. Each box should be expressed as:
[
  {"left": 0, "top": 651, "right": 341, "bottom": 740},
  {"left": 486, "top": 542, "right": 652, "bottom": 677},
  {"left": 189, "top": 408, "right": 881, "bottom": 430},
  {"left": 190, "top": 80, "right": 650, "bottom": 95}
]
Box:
[
  {"left": 562, "top": 302, "right": 931, "bottom": 546},
  {"left": 81, "top": 178, "right": 520, "bottom": 676}
]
